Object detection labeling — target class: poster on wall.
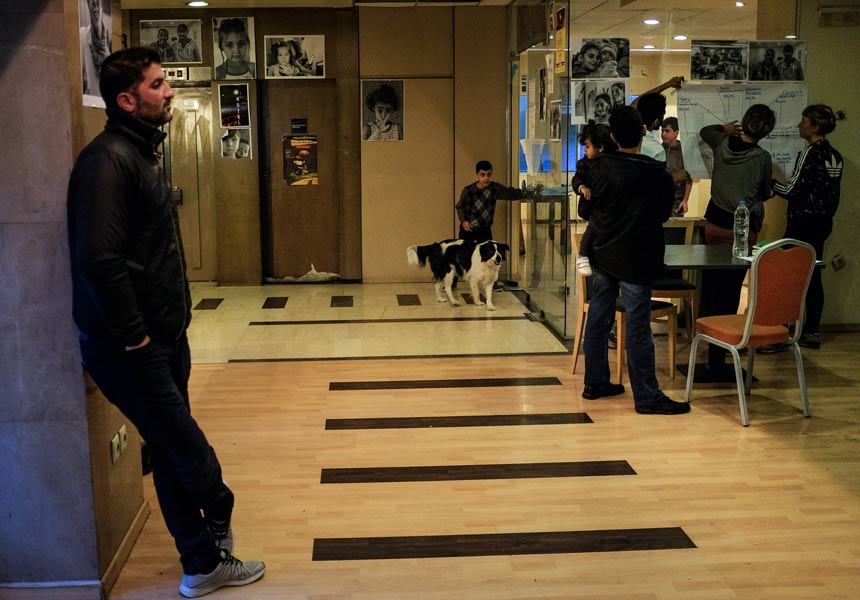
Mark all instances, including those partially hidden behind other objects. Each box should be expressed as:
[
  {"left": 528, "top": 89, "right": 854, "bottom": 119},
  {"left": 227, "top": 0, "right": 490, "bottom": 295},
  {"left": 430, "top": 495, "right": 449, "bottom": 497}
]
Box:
[
  {"left": 140, "top": 19, "right": 202, "bottom": 64},
  {"left": 220, "top": 127, "right": 252, "bottom": 160},
  {"left": 572, "top": 80, "right": 628, "bottom": 125},
  {"left": 79, "top": 0, "right": 112, "bottom": 108},
  {"left": 218, "top": 83, "right": 250, "bottom": 128},
  {"left": 360, "top": 80, "right": 405, "bottom": 141},
  {"left": 212, "top": 17, "right": 257, "bottom": 79},
  {"left": 549, "top": 99, "right": 562, "bottom": 141},
  {"left": 264, "top": 35, "right": 325, "bottom": 78},
  {"left": 748, "top": 40, "right": 806, "bottom": 81},
  {"left": 553, "top": 4, "right": 567, "bottom": 74},
  {"left": 538, "top": 68, "right": 547, "bottom": 121},
  {"left": 283, "top": 135, "right": 318, "bottom": 185},
  {"left": 570, "top": 37, "right": 630, "bottom": 79},
  {"left": 690, "top": 40, "right": 749, "bottom": 81}
]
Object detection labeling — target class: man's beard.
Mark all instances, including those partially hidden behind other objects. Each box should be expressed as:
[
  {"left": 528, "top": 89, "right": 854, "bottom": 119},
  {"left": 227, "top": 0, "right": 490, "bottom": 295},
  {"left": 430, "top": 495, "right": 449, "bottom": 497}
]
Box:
[{"left": 132, "top": 93, "right": 171, "bottom": 126}]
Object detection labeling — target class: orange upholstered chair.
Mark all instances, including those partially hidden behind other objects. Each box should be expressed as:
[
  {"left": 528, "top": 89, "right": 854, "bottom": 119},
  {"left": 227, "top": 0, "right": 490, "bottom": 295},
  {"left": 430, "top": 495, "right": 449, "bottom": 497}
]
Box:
[{"left": 683, "top": 239, "right": 817, "bottom": 426}]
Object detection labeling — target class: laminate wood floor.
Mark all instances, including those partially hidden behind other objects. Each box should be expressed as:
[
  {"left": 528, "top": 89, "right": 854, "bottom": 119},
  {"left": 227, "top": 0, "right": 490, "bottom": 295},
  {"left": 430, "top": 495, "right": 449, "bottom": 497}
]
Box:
[{"left": 108, "top": 318, "right": 860, "bottom": 599}]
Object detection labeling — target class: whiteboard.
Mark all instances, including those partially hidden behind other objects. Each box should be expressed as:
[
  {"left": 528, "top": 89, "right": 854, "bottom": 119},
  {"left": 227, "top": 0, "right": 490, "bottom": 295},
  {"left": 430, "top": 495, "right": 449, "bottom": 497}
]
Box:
[{"left": 677, "top": 83, "right": 807, "bottom": 180}]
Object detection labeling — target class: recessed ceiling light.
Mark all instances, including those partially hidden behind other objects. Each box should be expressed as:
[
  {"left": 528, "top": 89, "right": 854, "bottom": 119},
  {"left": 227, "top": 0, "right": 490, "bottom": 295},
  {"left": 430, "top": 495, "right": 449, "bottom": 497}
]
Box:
[
  {"left": 673, "top": 35, "right": 688, "bottom": 41},
  {"left": 735, "top": 2, "right": 745, "bottom": 7},
  {"left": 643, "top": 44, "right": 656, "bottom": 49},
  {"left": 785, "top": 34, "right": 797, "bottom": 39},
  {"left": 643, "top": 19, "right": 660, "bottom": 25},
  {"left": 187, "top": 1, "right": 208, "bottom": 6}
]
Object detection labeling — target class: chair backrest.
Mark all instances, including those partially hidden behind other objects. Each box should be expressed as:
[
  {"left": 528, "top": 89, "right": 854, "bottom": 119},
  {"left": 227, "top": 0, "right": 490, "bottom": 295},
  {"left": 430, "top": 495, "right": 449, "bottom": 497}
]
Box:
[
  {"left": 747, "top": 238, "right": 816, "bottom": 331},
  {"left": 662, "top": 219, "right": 695, "bottom": 245}
]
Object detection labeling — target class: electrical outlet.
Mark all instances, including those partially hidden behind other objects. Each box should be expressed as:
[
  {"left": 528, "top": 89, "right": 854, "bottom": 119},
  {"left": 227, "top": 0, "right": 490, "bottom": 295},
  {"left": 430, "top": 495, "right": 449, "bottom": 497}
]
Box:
[
  {"left": 831, "top": 254, "right": 846, "bottom": 271},
  {"left": 110, "top": 433, "right": 121, "bottom": 464},
  {"left": 119, "top": 424, "right": 128, "bottom": 453}
]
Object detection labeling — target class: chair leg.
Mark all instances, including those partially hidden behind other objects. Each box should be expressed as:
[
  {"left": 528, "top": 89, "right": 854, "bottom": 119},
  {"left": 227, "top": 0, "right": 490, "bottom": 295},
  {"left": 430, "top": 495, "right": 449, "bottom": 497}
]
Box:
[
  {"left": 667, "top": 311, "right": 676, "bottom": 379},
  {"left": 688, "top": 295, "right": 697, "bottom": 342},
  {"left": 745, "top": 349, "right": 755, "bottom": 395},
  {"left": 792, "top": 342, "right": 811, "bottom": 417},
  {"left": 684, "top": 335, "right": 700, "bottom": 403},
  {"left": 572, "top": 310, "right": 586, "bottom": 374},
  {"left": 728, "top": 347, "right": 749, "bottom": 426},
  {"left": 616, "top": 314, "right": 625, "bottom": 385}
]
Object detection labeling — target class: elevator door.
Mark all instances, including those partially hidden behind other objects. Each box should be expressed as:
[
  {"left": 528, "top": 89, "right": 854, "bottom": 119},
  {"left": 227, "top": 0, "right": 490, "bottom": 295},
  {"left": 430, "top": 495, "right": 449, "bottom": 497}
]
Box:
[{"left": 169, "top": 89, "right": 218, "bottom": 281}]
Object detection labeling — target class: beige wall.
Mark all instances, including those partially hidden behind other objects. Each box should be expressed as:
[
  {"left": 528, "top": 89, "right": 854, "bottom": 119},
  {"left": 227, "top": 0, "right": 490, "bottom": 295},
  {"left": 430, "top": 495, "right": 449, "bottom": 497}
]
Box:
[{"left": 360, "top": 6, "right": 510, "bottom": 282}]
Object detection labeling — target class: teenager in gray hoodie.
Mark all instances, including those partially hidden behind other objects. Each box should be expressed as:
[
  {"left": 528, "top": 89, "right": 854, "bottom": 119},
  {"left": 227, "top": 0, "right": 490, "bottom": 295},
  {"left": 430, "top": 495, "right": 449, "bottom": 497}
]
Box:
[{"left": 696, "top": 104, "right": 776, "bottom": 379}]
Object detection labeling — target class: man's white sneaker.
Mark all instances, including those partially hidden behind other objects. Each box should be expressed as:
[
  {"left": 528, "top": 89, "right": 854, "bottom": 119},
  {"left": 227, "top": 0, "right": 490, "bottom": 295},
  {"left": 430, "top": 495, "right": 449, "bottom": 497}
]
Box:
[
  {"left": 576, "top": 255, "right": 592, "bottom": 276},
  {"left": 179, "top": 551, "right": 265, "bottom": 598}
]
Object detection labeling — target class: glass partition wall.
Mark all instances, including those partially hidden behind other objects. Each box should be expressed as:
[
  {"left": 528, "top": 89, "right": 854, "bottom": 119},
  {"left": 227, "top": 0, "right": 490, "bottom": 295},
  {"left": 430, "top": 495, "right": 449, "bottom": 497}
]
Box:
[{"left": 507, "top": 1, "right": 761, "bottom": 339}]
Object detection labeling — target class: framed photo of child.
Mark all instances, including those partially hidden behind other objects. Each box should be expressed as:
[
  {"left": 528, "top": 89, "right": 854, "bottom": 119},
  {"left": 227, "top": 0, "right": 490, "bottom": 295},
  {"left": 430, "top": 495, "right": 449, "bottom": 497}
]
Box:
[
  {"left": 264, "top": 35, "right": 325, "bottom": 79},
  {"left": 360, "top": 79, "right": 405, "bottom": 142},
  {"left": 212, "top": 17, "right": 257, "bottom": 80}
]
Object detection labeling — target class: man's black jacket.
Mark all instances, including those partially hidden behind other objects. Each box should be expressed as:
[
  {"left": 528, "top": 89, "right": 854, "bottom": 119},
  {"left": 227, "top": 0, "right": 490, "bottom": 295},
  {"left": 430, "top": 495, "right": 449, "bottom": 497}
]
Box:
[{"left": 68, "top": 108, "right": 191, "bottom": 347}]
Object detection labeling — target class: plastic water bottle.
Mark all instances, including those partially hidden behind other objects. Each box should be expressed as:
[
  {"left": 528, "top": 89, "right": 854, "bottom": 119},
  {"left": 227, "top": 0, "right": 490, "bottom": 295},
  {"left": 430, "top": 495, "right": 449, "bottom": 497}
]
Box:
[{"left": 732, "top": 200, "right": 750, "bottom": 258}]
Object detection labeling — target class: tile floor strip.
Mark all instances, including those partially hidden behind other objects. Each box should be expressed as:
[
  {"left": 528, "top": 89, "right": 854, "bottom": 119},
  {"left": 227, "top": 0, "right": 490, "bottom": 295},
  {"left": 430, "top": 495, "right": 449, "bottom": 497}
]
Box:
[
  {"left": 312, "top": 527, "right": 696, "bottom": 561},
  {"left": 193, "top": 298, "right": 223, "bottom": 310},
  {"left": 325, "top": 413, "right": 592, "bottom": 429},
  {"left": 249, "top": 316, "right": 529, "bottom": 326},
  {"left": 320, "top": 460, "right": 635, "bottom": 483},
  {"left": 396, "top": 294, "right": 421, "bottom": 306},
  {"left": 331, "top": 296, "right": 354, "bottom": 307},
  {"left": 262, "top": 297, "right": 289, "bottom": 309},
  {"left": 329, "top": 376, "right": 562, "bottom": 390}
]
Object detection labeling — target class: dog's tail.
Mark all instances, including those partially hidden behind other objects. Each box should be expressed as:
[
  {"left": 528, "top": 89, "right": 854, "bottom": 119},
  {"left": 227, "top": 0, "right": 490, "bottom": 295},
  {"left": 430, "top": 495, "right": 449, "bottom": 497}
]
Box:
[{"left": 407, "top": 244, "right": 430, "bottom": 268}]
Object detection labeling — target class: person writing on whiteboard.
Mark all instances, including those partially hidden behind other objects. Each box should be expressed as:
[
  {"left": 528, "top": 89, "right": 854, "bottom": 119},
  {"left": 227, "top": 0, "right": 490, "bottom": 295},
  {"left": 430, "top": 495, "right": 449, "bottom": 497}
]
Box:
[
  {"left": 695, "top": 104, "right": 776, "bottom": 380},
  {"left": 631, "top": 76, "right": 685, "bottom": 161},
  {"left": 765, "top": 104, "right": 843, "bottom": 350}
]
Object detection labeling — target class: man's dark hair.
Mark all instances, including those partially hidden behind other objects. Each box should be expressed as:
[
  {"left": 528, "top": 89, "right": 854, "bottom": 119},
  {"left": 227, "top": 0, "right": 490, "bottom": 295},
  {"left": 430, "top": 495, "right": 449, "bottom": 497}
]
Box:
[
  {"left": 636, "top": 92, "right": 667, "bottom": 130},
  {"left": 578, "top": 121, "right": 617, "bottom": 153},
  {"left": 741, "top": 103, "right": 776, "bottom": 141},
  {"left": 609, "top": 106, "right": 645, "bottom": 149},
  {"left": 661, "top": 116, "right": 679, "bottom": 131},
  {"left": 99, "top": 47, "right": 162, "bottom": 111},
  {"left": 177, "top": 23, "right": 188, "bottom": 33},
  {"left": 475, "top": 160, "right": 493, "bottom": 173}
]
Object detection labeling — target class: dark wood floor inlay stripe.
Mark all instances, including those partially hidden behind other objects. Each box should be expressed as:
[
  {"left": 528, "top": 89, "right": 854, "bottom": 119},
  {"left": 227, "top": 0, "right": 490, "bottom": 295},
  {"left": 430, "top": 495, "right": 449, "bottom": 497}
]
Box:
[
  {"left": 312, "top": 527, "right": 696, "bottom": 561},
  {"left": 397, "top": 294, "right": 421, "bottom": 306},
  {"left": 262, "top": 296, "right": 288, "bottom": 309},
  {"left": 250, "top": 316, "right": 528, "bottom": 326},
  {"left": 193, "top": 298, "right": 223, "bottom": 310},
  {"left": 321, "top": 460, "right": 634, "bottom": 483},
  {"left": 331, "top": 296, "right": 354, "bottom": 308},
  {"left": 329, "top": 376, "right": 561, "bottom": 391},
  {"left": 325, "top": 413, "right": 592, "bottom": 429}
]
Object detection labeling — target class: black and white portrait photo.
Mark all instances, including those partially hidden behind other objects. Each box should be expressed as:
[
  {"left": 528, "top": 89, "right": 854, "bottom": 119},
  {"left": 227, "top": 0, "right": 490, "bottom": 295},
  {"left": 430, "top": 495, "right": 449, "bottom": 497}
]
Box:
[
  {"left": 549, "top": 99, "right": 562, "bottom": 141},
  {"left": 220, "top": 128, "right": 252, "bottom": 160},
  {"left": 140, "top": 20, "right": 202, "bottom": 64},
  {"left": 218, "top": 83, "right": 250, "bottom": 128},
  {"left": 264, "top": 35, "right": 325, "bottom": 79},
  {"left": 579, "top": 80, "right": 627, "bottom": 125},
  {"left": 213, "top": 17, "right": 257, "bottom": 80},
  {"left": 79, "top": 0, "right": 111, "bottom": 107},
  {"left": 570, "top": 37, "right": 630, "bottom": 79},
  {"left": 690, "top": 40, "right": 749, "bottom": 81},
  {"left": 360, "top": 80, "right": 404, "bottom": 141},
  {"left": 749, "top": 41, "right": 806, "bottom": 81}
]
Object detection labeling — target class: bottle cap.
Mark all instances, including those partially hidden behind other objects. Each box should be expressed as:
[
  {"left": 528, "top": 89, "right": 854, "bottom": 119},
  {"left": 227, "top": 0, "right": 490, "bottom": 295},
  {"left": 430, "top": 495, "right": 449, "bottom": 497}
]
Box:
[{"left": 738, "top": 199, "right": 746, "bottom": 206}]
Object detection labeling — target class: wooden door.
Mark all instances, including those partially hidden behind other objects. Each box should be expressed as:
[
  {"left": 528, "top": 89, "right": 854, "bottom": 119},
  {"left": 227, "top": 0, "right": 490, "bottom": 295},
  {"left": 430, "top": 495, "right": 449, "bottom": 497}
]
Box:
[{"left": 267, "top": 80, "right": 339, "bottom": 277}]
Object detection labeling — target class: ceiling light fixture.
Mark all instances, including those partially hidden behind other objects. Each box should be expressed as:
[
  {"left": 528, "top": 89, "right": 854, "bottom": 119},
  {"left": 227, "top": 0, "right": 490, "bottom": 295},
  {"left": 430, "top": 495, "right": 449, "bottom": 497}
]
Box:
[
  {"left": 785, "top": 34, "right": 797, "bottom": 39},
  {"left": 673, "top": 35, "right": 687, "bottom": 41},
  {"left": 643, "top": 44, "right": 656, "bottom": 49},
  {"left": 187, "top": 1, "right": 208, "bottom": 6},
  {"left": 735, "top": 2, "right": 745, "bottom": 7},
  {"left": 643, "top": 19, "right": 660, "bottom": 25}
]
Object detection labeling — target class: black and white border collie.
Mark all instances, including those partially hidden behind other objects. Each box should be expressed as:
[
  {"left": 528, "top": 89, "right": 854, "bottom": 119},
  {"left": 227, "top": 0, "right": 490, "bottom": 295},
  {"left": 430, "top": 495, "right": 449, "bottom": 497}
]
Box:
[{"left": 407, "top": 239, "right": 509, "bottom": 311}]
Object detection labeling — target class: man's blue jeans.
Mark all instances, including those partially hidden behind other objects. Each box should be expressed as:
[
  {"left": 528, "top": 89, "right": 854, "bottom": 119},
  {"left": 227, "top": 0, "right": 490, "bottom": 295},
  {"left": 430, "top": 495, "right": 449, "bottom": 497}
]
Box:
[
  {"left": 583, "top": 268, "right": 663, "bottom": 407},
  {"left": 80, "top": 333, "right": 232, "bottom": 575}
]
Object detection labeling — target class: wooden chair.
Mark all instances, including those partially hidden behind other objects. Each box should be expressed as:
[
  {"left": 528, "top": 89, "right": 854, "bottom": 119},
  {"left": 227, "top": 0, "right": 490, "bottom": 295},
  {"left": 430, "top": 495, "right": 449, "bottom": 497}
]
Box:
[
  {"left": 652, "top": 219, "right": 698, "bottom": 342},
  {"left": 684, "top": 239, "right": 816, "bottom": 426},
  {"left": 571, "top": 233, "right": 677, "bottom": 384}
]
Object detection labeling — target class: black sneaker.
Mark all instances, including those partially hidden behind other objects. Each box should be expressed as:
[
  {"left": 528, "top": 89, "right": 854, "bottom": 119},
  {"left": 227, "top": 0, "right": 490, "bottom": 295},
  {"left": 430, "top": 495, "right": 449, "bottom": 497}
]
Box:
[
  {"left": 608, "top": 326, "right": 617, "bottom": 349},
  {"left": 757, "top": 342, "right": 790, "bottom": 354},
  {"left": 635, "top": 396, "right": 691, "bottom": 415},
  {"left": 798, "top": 333, "right": 820, "bottom": 349},
  {"left": 582, "top": 383, "right": 625, "bottom": 400}
]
